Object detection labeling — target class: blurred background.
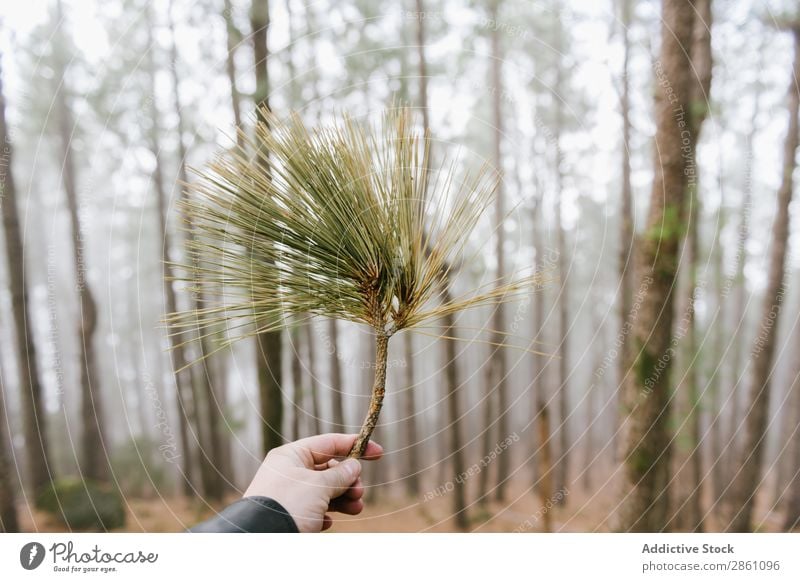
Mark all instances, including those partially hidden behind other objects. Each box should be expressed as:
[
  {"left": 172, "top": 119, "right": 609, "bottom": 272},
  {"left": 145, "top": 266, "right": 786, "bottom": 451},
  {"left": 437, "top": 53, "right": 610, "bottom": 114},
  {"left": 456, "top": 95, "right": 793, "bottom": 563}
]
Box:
[{"left": 0, "top": 0, "right": 799, "bottom": 532}]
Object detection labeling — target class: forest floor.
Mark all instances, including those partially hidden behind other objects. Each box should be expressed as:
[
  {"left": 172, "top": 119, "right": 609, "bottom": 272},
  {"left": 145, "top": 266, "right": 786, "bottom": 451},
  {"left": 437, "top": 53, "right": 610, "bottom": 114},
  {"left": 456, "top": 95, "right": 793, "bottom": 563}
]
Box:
[{"left": 15, "top": 478, "right": 790, "bottom": 533}]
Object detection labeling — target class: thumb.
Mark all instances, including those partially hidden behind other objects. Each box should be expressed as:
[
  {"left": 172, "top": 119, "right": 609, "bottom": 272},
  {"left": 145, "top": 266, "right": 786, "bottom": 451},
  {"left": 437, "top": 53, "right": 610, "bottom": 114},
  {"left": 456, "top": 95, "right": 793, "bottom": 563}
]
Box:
[{"left": 318, "top": 458, "right": 361, "bottom": 497}]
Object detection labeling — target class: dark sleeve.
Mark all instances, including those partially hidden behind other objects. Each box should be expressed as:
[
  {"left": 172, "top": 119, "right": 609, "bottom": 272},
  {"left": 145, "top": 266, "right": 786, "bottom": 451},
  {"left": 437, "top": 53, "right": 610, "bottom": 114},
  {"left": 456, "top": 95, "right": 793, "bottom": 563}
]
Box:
[{"left": 188, "top": 496, "right": 299, "bottom": 533}]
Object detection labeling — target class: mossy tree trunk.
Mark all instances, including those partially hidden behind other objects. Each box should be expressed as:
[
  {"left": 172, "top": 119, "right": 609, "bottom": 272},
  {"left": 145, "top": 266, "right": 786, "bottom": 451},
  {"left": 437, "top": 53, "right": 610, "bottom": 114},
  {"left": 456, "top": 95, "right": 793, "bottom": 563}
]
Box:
[
  {"left": 670, "top": 0, "right": 712, "bottom": 533},
  {"left": 617, "top": 0, "right": 697, "bottom": 532}
]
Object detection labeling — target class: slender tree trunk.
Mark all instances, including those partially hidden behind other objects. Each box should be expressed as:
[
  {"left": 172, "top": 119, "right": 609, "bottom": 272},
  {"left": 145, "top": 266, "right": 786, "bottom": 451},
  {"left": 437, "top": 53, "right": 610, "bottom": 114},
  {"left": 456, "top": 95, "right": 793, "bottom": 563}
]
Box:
[
  {"left": 251, "top": 0, "right": 284, "bottom": 456},
  {"left": 223, "top": 0, "right": 245, "bottom": 150},
  {"left": 723, "top": 54, "right": 763, "bottom": 495},
  {"left": 617, "top": 0, "right": 697, "bottom": 532},
  {"left": 398, "top": 0, "right": 429, "bottom": 498},
  {"left": 0, "top": 359, "right": 18, "bottom": 532},
  {"left": 708, "top": 163, "right": 726, "bottom": 504},
  {"left": 167, "top": 0, "right": 223, "bottom": 499},
  {"left": 536, "top": 400, "right": 554, "bottom": 533},
  {"left": 53, "top": 14, "right": 110, "bottom": 483},
  {"left": 480, "top": 0, "right": 510, "bottom": 504},
  {"left": 414, "top": 0, "right": 430, "bottom": 137},
  {"left": 327, "top": 319, "right": 345, "bottom": 431},
  {"left": 553, "top": 19, "right": 570, "bottom": 504},
  {"left": 219, "top": 0, "right": 244, "bottom": 484},
  {"left": 145, "top": 3, "right": 197, "bottom": 497},
  {"left": 727, "top": 28, "right": 800, "bottom": 532},
  {"left": 0, "top": 54, "right": 52, "bottom": 496},
  {"left": 442, "top": 306, "right": 468, "bottom": 530},
  {"left": 583, "top": 309, "right": 602, "bottom": 492},
  {"left": 616, "top": 0, "right": 634, "bottom": 459},
  {"left": 291, "top": 326, "right": 303, "bottom": 440},
  {"left": 772, "top": 399, "right": 794, "bottom": 506},
  {"left": 783, "top": 343, "right": 800, "bottom": 530},
  {"left": 303, "top": 322, "right": 321, "bottom": 435},
  {"left": 401, "top": 331, "right": 420, "bottom": 496},
  {"left": 530, "top": 192, "right": 546, "bottom": 486}
]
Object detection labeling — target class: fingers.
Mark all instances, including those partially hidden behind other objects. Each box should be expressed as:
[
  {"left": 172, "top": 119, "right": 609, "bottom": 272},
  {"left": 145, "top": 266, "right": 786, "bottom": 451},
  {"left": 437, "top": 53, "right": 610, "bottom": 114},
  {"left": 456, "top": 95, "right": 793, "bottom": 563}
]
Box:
[
  {"left": 328, "top": 497, "right": 364, "bottom": 515},
  {"left": 361, "top": 440, "right": 384, "bottom": 461},
  {"left": 343, "top": 477, "right": 364, "bottom": 500},
  {"left": 318, "top": 457, "right": 362, "bottom": 498},
  {"left": 293, "top": 433, "right": 384, "bottom": 465},
  {"left": 321, "top": 514, "right": 333, "bottom": 531}
]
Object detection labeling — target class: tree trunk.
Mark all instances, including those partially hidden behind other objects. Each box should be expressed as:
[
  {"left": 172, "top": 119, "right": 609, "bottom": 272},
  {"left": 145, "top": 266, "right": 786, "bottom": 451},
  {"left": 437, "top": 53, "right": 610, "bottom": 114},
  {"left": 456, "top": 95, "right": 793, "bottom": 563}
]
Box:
[
  {"left": 327, "top": 319, "right": 345, "bottom": 431},
  {"left": 481, "top": 0, "right": 510, "bottom": 504},
  {"left": 145, "top": 2, "right": 197, "bottom": 498},
  {"left": 53, "top": 17, "right": 110, "bottom": 483},
  {"left": 0, "top": 53, "right": 52, "bottom": 497},
  {"left": 401, "top": 331, "right": 420, "bottom": 497},
  {"left": 167, "top": 0, "right": 224, "bottom": 500},
  {"left": 442, "top": 307, "right": 468, "bottom": 530},
  {"left": 530, "top": 190, "right": 546, "bottom": 486},
  {"left": 414, "top": 0, "right": 430, "bottom": 139},
  {"left": 616, "top": 0, "right": 634, "bottom": 459},
  {"left": 303, "top": 322, "right": 321, "bottom": 435},
  {"left": 617, "top": 0, "right": 697, "bottom": 532},
  {"left": 783, "top": 343, "right": 800, "bottom": 530},
  {"left": 723, "top": 50, "right": 763, "bottom": 498},
  {"left": 670, "top": 0, "right": 712, "bottom": 533},
  {"left": 583, "top": 309, "right": 602, "bottom": 492},
  {"left": 553, "top": 18, "right": 570, "bottom": 504},
  {"left": 290, "top": 324, "right": 303, "bottom": 440},
  {"left": 727, "top": 28, "right": 800, "bottom": 532},
  {"left": 223, "top": 0, "right": 245, "bottom": 150},
  {"left": 536, "top": 400, "right": 554, "bottom": 533},
  {"left": 398, "top": 0, "right": 429, "bottom": 498},
  {"left": 0, "top": 359, "right": 19, "bottom": 532},
  {"left": 251, "top": 0, "right": 284, "bottom": 456}
]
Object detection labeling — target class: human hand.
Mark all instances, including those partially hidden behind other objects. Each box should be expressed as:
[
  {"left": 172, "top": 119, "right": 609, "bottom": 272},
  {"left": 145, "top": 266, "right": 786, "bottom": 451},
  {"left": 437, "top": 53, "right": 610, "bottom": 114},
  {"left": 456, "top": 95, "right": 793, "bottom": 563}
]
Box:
[{"left": 243, "top": 433, "right": 383, "bottom": 532}]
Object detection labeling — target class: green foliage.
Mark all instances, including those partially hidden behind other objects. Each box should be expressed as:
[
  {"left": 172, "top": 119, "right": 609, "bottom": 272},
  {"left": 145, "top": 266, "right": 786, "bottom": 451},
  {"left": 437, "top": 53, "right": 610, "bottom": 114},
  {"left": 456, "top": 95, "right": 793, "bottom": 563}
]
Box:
[
  {"left": 36, "top": 479, "right": 126, "bottom": 531},
  {"left": 168, "top": 108, "right": 537, "bottom": 356}
]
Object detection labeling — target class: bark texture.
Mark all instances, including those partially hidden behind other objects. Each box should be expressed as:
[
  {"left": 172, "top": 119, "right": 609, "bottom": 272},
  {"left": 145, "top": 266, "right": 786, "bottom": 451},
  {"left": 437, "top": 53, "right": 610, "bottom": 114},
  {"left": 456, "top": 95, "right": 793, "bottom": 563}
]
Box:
[
  {"left": 617, "top": 0, "right": 697, "bottom": 532},
  {"left": 348, "top": 333, "right": 389, "bottom": 458}
]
